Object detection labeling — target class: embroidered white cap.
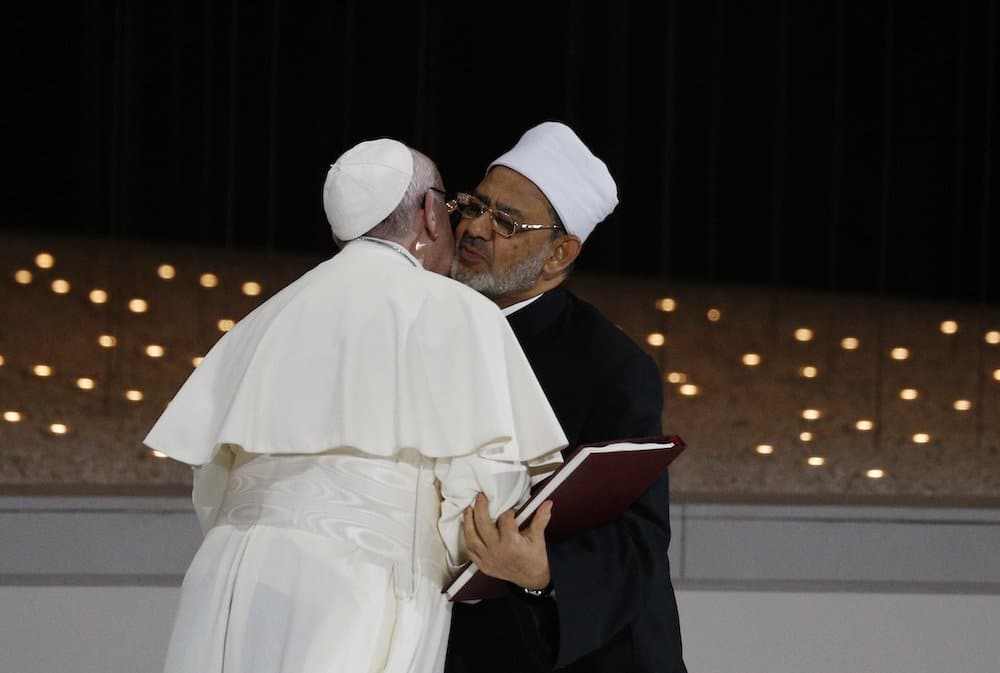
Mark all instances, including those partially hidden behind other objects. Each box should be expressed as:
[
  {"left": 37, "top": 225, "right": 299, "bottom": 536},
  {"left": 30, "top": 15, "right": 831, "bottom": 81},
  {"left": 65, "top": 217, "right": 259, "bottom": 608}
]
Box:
[
  {"left": 323, "top": 138, "right": 413, "bottom": 241},
  {"left": 488, "top": 122, "right": 618, "bottom": 243}
]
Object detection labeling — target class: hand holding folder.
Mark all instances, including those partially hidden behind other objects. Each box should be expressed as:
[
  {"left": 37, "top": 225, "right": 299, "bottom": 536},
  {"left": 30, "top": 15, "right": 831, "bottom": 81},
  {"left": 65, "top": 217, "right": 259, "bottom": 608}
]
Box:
[{"left": 445, "top": 435, "right": 686, "bottom": 602}]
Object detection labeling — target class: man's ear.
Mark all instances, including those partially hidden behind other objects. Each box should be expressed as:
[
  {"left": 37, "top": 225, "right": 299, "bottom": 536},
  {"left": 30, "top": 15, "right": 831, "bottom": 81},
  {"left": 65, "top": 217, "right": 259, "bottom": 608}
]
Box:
[
  {"left": 422, "top": 191, "right": 440, "bottom": 241},
  {"left": 544, "top": 235, "right": 582, "bottom": 275}
]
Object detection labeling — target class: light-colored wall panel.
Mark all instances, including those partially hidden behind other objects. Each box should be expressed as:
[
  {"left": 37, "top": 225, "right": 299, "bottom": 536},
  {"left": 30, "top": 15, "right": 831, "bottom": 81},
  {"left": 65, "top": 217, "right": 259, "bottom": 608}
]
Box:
[
  {"left": 676, "top": 590, "right": 1000, "bottom": 673},
  {"left": 678, "top": 504, "right": 1000, "bottom": 589},
  {"left": 0, "top": 586, "right": 179, "bottom": 673},
  {"left": 1, "top": 587, "right": 997, "bottom": 673},
  {"left": 3, "top": 497, "right": 999, "bottom": 594},
  {"left": 1, "top": 497, "right": 200, "bottom": 579}
]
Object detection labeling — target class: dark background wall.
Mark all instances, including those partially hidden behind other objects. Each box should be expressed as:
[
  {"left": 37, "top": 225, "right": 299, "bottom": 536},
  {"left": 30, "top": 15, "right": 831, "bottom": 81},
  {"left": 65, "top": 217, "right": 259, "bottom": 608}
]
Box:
[{"left": 4, "top": 0, "right": 998, "bottom": 302}]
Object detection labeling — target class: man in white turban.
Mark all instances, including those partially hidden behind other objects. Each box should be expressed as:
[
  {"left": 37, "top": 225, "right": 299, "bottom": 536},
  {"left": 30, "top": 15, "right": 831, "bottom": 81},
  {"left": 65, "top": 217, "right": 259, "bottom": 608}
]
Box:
[
  {"left": 145, "top": 138, "right": 566, "bottom": 673},
  {"left": 446, "top": 122, "right": 686, "bottom": 673}
]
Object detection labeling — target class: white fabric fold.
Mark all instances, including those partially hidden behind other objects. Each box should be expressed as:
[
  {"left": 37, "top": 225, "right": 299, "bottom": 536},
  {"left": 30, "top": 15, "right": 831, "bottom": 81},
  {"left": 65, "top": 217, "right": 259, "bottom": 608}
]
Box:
[{"left": 144, "top": 238, "right": 567, "bottom": 469}]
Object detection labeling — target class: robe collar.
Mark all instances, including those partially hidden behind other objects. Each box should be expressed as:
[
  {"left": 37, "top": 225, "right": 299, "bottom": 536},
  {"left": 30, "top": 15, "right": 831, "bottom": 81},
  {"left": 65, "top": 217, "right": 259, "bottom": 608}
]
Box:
[
  {"left": 354, "top": 236, "right": 420, "bottom": 267},
  {"left": 505, "top": 286, "right": 571, "bottom": 340},
  {"left": 501, "top": 293, "right": 545, "bottom": 317}
]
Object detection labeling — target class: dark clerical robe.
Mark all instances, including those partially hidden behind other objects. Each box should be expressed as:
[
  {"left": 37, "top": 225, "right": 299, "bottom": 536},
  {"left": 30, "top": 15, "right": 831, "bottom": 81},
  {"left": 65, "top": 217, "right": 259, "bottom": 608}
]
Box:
[{"left": 446, "top": 287, "right": 686, "bottom": 673}]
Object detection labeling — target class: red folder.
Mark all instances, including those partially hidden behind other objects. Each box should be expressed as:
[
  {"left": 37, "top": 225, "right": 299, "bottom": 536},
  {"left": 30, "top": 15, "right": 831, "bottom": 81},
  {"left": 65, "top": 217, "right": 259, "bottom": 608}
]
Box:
[{"left": 444, "top": 435, "right": 686, "bottom": 602}]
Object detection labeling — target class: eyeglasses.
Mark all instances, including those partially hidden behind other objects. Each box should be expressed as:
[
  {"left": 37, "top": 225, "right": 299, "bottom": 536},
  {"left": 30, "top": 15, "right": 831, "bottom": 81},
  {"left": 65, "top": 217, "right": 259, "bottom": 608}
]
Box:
[{"left": 446, "top": 192, "right": 563, "bottom": 238}]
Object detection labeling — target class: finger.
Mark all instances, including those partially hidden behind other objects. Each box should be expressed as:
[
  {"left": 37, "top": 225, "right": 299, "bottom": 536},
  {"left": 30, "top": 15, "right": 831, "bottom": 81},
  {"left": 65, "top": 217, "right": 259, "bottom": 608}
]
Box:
[
  {"left": 463, "top": 506, "right": 486, "bottom": 554},
  {"left": 472, "top": 493, "right": 500, "bottom": 546},
  {"left": 526, "top": 500, "right": 553, "bottom": 541},
  {"left": 497, "top": 509, "right": 518, "bottom": 540}
]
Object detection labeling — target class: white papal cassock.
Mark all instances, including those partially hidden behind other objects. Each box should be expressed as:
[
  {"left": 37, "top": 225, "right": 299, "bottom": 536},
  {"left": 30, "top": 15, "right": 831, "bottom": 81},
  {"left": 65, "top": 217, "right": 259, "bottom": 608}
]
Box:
[{"left": 145, "top": 238, "right": 567, "bottom": 673}]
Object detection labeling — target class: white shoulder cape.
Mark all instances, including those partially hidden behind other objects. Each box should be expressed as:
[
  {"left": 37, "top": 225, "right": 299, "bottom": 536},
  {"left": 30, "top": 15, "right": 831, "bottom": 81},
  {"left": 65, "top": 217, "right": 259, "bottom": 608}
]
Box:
[{"left": 144, "top": 239, "right": 568, "bottom": 467}]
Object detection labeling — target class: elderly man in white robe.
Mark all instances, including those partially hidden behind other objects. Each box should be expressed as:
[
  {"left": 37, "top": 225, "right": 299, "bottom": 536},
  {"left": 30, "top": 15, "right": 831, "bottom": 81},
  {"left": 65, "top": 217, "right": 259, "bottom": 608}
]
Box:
[{"left": 145, "top": 138, "right": 566, "bottom": 673}]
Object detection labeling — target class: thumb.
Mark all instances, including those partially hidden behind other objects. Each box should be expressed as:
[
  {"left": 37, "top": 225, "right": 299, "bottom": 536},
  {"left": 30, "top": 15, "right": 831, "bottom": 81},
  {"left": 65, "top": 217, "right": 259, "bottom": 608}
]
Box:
[{"left": 527, "top": 501, "right": 553, "bottom": 540}]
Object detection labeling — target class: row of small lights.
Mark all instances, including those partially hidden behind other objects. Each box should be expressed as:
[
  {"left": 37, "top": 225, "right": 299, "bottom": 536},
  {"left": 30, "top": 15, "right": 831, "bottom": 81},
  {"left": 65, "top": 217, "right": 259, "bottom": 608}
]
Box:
[
  {"left": 653, "top": 297, "right": 993, "bottom": 477},
  {"left": 655, "top": 296, "right": 1000, "bottom": 342},
  {"left": 6, "top": 264, "right": 996, "bottom": 456},
  {"left": 731, "top": 395, "right": 934, "bottom": 479},
  {"left": 4, "top": 254, "right": 240, "bottom": 454},
  {"left": 647, "top": 325, "right": 1000, "bottom": 352},
  {"left": 2, "top": 352, "right": 154, "bottom": 425},
  {"left": 648, "top": 301, "right": 1000, "bottom": 398},
  {"left": 660, "top": 363, "right": 1000, "bottom": 398},
  {"left": 0, "top": 349, "right": 208, "bottom": 378},
  {"left": 1, "top": 412, "right": 71, "bottom": 437},
  {"left": 5, "top": 372, "right": 149, "bottom": 398},
  {"left": 753, "top": 416, "right": 932, "bottom": 479},
  {"left": 664, "top": 370, "right": 983, "bottom": 412},
  {"left": 0, "top": 411, "right": 170, "bottom": 460},
  {"left": 748, "top": 445, "right": 888, "bottom": 480},
  {"left": 13, "top": 253, "right": 265, "bottom": 298}
]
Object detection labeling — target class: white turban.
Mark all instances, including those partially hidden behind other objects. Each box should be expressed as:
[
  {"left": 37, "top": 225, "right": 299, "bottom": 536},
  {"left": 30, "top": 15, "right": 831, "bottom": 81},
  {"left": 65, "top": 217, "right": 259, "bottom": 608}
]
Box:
[
  {"left": 488, "top": 121, "right": 618, "bottom": 243},
  {"left": 323, "top": 138, "right": 413, "bottom": 241}
]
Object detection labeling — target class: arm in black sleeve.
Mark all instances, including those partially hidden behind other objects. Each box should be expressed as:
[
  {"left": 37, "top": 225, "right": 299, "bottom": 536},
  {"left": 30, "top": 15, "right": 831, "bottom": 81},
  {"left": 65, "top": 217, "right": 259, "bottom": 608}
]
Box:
[{"left": 546, "top": 351, "right": 672, "bottom": 667}]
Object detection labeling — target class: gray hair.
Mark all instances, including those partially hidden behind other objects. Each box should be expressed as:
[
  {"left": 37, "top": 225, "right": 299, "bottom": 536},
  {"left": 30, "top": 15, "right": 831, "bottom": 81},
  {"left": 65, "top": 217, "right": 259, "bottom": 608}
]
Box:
[
  {"left": 367, "top": 149, "right": 439, "bottom": 239},
  {"left": 451, "top": 242, "right": 553, "bottom": 299}
]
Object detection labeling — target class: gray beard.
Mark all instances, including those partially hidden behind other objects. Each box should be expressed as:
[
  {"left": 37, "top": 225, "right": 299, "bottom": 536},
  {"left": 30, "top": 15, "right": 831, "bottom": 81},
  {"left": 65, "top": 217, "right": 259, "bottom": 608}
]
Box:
[{"left": 451, "top": 244, "right": 551, "bottom": 300}]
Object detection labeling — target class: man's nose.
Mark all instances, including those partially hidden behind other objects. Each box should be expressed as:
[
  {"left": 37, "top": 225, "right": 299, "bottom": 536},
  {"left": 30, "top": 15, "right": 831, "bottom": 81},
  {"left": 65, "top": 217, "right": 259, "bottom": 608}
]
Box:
[{"left": 459, "top": 213, "right": 495, "bottom": 241}]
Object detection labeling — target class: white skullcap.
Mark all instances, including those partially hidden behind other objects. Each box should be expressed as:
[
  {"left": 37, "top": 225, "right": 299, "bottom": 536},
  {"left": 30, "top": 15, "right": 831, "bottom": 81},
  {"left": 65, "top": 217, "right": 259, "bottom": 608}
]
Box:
[
  {"left": 323, "top": 138, "right": 413, "bottom": 241},
  {"left": 488, "top": 121, "right": 618, "bottom": 243}
]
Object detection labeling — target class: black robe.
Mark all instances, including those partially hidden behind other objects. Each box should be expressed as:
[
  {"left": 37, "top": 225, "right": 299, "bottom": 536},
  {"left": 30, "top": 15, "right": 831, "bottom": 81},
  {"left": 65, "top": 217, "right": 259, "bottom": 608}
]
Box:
[{"left": 445, "top": 287, "right": 686, "bottom": 673}]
